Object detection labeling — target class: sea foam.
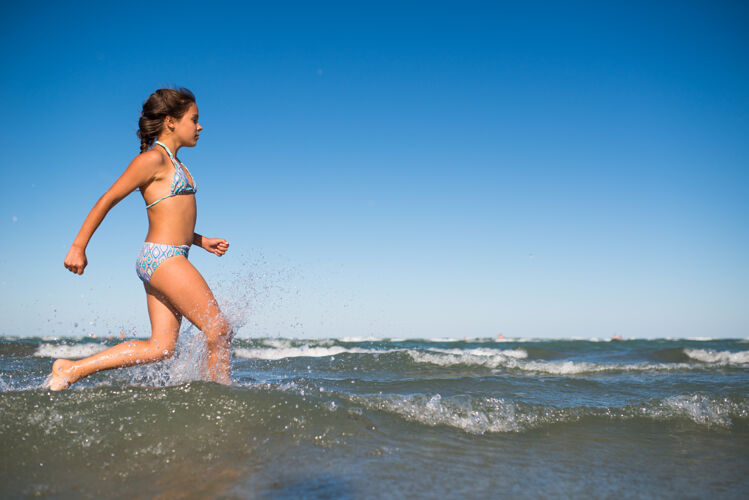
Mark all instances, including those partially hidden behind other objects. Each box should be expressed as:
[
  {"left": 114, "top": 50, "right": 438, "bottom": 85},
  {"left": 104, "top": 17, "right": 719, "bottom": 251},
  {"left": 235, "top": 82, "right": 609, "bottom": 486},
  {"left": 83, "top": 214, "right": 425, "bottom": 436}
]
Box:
[
  {"left": 683, "top": 348, "right": 749, "bottom": 364},
  {"left": 406, "top": 350, "right": 701, "bottom": 375},
  {"left": 234, "top": 345, "right": 379, "bottom": 360},
  {"left": 34, "top": 343, "right": 108, "bottom": 359}
]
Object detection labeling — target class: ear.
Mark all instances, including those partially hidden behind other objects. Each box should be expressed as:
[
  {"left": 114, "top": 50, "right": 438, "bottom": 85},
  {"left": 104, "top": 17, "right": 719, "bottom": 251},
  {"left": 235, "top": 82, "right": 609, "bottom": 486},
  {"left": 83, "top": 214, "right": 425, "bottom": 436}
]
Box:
[{"left": 163, "top": 115, "right": 176, "bottom": 132}]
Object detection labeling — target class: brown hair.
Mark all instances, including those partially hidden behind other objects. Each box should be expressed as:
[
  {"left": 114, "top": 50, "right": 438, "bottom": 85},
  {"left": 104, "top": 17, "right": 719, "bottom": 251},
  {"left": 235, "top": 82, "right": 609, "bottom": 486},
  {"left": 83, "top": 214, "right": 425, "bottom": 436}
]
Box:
[{"left": 137, "top": 88, "right": 196, "bottom": 153}]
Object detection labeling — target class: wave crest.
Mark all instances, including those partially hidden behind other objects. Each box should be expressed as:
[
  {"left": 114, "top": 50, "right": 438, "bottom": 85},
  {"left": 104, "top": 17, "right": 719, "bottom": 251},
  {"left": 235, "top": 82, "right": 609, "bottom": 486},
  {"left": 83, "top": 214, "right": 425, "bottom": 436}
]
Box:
[
  {"left": 683, "top": 348, "right": 749, "bottom": 364},
  {"left": 34, "top": 343, "right": 108, "bottom": 359},
  {"left": 348, "top": 393, "right": 522, "bottom": 434},
  {"left": 407, "top": 350, "right": 690, "bottom": 374},
  {"left": 345, "top": 392, "right": 749, "bottom": 434},
  {"left": 234, "top": 346, "right": 377, "bottom": 360}
]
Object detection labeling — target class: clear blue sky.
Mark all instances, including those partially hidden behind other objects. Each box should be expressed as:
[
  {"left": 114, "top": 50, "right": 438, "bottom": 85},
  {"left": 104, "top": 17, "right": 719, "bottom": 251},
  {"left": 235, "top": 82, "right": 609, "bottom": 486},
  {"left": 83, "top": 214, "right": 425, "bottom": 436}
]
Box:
[{"left": 1, "top": 1, "right": 747, "bottom": 339}]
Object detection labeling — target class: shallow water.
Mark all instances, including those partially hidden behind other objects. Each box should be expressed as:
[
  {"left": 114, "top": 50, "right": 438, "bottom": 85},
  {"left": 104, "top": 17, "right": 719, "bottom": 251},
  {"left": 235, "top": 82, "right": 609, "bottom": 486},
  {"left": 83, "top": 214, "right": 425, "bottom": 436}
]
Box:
[{"left": 1, "top": 335, "right": 747, "bottom": 498}]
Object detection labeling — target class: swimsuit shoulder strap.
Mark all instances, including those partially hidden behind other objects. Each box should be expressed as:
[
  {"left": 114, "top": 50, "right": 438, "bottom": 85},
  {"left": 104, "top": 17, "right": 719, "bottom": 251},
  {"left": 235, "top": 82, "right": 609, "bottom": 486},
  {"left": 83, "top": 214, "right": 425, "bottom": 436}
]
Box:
[
  {"left": 155, "top": 141, "right": 187, "bottom": 171},
  {"left": 154, "top": 141, "right": 175, "bottom": 160}
]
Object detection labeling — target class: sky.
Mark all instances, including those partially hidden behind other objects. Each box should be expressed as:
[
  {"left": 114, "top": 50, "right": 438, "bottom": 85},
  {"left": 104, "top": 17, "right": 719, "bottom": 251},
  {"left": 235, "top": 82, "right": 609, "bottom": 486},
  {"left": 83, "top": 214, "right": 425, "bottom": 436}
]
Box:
[{"left": 1, "top": 1, "right": 747, "bottom": 339}]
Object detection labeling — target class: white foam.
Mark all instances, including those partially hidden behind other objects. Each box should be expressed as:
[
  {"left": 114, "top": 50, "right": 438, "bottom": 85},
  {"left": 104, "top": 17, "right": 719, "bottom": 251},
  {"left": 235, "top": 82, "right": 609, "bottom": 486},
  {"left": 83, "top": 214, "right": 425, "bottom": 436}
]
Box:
[
  {"left": 34, "top": 343, "right": 108, "bottom": 359},
  {"left": 407, "top": 350, "right": 698, "bottom": 375},
  {"left": 260, "top": 339, "right": 293, "bottom": 349},
  {"left": 234, "top": 345, "right": 377, "bottom": 360},
  {"left": 684, "top": 348, "right": 749, "bottom": 364},
  {"left": 428, "top": 347, "right": 528, "bottom": 359},
  {"left": 407, "top": 349, "right": 531, "bottom": 370}
]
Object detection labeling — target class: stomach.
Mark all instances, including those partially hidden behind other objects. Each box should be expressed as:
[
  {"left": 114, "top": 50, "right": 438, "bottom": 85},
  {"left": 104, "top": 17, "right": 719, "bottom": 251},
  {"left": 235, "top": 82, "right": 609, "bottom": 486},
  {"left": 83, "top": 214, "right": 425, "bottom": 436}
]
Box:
[{"left": 143, "top": 195, "right": 197, "bottom": 245}]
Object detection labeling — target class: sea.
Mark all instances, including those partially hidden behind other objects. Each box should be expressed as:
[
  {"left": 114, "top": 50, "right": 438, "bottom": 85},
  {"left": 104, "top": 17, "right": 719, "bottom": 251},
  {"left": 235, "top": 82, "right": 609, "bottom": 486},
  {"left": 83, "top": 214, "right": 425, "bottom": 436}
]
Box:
[{"left": 1, "top": 333, "right": 747, "bottom": 499}]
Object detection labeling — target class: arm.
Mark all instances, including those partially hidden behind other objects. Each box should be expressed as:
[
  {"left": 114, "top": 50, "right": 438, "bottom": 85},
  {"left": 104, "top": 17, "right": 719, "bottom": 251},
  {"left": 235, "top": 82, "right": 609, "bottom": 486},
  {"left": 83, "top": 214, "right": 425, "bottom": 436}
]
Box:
[
  {"left": 64, "top": 153, "right": 158, "bottom": 275},
  {"left": 193, "top": 232, "right": 230, "bottom": 257}
]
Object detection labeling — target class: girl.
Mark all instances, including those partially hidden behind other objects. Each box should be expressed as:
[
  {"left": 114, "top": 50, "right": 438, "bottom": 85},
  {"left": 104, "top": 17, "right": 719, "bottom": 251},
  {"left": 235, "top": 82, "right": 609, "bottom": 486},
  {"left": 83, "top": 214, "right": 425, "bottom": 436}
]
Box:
[{"left": 48, "top": 88, "right": 233, "bottom": 390}]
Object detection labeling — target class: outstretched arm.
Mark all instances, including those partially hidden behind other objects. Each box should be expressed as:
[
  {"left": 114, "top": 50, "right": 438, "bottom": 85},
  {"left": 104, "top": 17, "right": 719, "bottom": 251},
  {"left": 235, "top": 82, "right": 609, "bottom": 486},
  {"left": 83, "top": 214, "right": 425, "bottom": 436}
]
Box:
[
  {"left": 64, "top": 152, "right": 158, "bottom": 275},
  {"left": 193, "top": 232, "right": 230, "bottom": 256}
]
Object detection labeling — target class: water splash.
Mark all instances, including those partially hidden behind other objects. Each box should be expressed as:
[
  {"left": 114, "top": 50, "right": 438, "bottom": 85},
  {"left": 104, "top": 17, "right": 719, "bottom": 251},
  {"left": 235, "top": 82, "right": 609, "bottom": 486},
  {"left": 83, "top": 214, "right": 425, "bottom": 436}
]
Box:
[{"left": 128, "top": 325, "right": 208, "bottom": 387}]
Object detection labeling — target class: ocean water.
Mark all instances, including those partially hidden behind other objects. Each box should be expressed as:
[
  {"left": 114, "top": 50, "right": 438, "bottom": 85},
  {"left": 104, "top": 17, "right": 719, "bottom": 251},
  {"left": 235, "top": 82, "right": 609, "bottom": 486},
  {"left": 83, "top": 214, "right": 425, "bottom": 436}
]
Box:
[{"left": 1, "top": 334, "right": 747, "bottom": 498}]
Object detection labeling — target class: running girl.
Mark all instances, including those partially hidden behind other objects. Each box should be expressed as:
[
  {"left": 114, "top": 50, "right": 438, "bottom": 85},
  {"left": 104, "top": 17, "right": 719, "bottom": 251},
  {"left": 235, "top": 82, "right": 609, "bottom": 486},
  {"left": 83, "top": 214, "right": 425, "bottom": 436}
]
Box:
[{"left": 48, "top": 88, "right": 233, "bottom": 390}]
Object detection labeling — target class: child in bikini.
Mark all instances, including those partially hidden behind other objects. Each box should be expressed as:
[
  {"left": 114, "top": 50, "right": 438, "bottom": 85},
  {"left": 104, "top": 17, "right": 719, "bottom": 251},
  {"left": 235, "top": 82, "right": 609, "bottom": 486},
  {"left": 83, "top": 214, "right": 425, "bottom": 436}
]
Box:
[{"left": 48, "top": 88, "right": 233, "bottom": 390}]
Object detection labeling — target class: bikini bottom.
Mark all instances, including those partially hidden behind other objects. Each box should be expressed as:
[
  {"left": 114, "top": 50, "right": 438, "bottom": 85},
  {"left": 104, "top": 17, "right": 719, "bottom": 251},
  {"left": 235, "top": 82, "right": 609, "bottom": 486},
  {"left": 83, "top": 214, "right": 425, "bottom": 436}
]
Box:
[{"left": 135, "top": 242, "right": 190, "bottom": 284}]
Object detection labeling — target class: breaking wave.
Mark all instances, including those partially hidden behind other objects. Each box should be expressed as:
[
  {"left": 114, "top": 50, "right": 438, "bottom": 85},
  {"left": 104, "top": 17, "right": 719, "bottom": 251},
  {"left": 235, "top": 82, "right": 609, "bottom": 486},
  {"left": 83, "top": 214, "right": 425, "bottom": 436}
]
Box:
[
  {"left": 684, "top": 348, "right": 749, "bottom": 364},
  {"left": 234, "top": 345, "right": 379, "bottom": 360},
  {"left": 345, "top": 391, "right": 749, "bottom": 434},
  {"left": 34, "top": 343, "right": 108, "bottom": 359}
]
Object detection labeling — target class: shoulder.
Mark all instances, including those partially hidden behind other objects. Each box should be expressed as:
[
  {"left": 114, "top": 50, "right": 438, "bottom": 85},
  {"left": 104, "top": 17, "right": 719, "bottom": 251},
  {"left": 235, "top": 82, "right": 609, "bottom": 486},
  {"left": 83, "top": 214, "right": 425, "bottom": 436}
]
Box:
[
  {"left": 113, "top": 149, "right": 169, "bottom": 188},
  {"left": 131, "top": 149, "right": 165, "bottom": 168},
  {"left": 126, "top": 149, "right": 168, "bottom": 175}
]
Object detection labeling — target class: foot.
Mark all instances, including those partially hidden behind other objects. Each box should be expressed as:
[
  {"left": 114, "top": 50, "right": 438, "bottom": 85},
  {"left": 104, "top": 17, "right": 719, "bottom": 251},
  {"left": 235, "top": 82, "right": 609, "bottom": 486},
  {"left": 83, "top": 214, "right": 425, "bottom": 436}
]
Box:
[{"left": 47, "top": 359, "right": 76, "bottom": 391}]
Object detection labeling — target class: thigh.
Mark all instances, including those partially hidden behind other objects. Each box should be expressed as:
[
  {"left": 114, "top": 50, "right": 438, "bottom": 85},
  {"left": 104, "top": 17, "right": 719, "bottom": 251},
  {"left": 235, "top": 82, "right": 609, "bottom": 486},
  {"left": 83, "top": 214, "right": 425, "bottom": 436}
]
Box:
[
  {"left": 144, "top": 283, "right": 182, "bottom": 350},
  {"left": 148, "top": 255, "right": 225, "bottom": 332}
]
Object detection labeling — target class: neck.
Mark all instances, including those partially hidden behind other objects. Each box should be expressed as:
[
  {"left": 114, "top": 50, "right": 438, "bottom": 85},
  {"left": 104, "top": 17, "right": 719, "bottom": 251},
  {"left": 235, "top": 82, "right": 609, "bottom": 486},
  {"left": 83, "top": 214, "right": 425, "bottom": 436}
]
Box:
[{"left": 155, "top": 137, "right": 181, "bottom": 156}]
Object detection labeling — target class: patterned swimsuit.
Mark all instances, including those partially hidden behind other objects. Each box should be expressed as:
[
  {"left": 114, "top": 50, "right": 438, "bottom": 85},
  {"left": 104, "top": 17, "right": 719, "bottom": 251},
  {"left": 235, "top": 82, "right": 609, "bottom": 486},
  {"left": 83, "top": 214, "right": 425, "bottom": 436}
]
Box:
[{"left": 135, "top": 141, "right": 197, "bottom": 284}]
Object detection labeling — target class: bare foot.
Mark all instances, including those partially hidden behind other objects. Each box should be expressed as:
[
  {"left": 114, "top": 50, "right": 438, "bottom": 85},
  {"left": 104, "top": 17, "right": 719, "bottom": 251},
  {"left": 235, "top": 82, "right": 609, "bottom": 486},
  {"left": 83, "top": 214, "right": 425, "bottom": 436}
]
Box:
[{"left": 48, "top": 359, "right": 76, "bottom": 391}]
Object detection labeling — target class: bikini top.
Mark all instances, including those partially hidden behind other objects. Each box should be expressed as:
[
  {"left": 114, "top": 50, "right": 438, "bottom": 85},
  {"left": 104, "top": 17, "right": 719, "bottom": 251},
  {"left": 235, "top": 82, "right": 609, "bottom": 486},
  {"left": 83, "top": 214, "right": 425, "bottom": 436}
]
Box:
[{"left": 145, "top": 141, "right": 197, "bottom": 209}]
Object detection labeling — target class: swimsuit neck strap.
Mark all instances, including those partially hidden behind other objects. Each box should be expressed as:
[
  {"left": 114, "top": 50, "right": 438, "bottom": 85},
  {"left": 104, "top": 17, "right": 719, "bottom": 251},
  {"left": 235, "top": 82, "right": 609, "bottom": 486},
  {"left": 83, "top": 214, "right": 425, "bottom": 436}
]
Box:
[{"left": 154, "top": 141, "right": 175, "bottom": 159}]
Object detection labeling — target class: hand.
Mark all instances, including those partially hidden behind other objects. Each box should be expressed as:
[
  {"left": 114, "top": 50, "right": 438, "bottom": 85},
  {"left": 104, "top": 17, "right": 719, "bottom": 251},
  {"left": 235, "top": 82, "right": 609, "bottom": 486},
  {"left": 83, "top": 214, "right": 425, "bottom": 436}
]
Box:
[
  {"left": 64, "top": 246, "right": 88, "bottom": 275},
  {"left": 202, "top": 237, "right": 230, "bottom": 257}
]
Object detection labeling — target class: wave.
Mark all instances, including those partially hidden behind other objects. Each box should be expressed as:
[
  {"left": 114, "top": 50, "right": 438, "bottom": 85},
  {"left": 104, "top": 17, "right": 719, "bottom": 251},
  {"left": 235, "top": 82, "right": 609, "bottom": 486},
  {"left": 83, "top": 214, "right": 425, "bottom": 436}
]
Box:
[
  {"left": 233, "top": 344, "right": 528, "bottom": 363},
  {"left": 658, "top": 394, "right": 747, "bottom": 427},
  {"left": 427, "top": 347, "right": 528, "bottom": 359},
  {"left": 34, "top": 343, "right": 109, "bottom": 359},
  {"left": 347, "top": 393, "right": 522, "bottom": 434},
  {"left": 406, "top": 349, "right": 527, "bottom": 370},
  {"left": 345, "top": 391, "right": 749, "bottom": 434},
  {"left": 683, "top": 348, "right": 749, "bottom": 364},
  {"left": 234, "top": 346, "right": 381, "bottom": 360},
  {"left": 406, "top": 350, "right": 703, "bottom": 374}
]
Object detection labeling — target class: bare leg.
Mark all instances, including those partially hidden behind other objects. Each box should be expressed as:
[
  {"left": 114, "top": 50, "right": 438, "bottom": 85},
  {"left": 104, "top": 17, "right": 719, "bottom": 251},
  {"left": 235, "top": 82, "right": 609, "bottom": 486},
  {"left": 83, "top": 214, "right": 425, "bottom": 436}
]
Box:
[
  {"left": 148, "top": 256, "right": 233, "bottom": 384},
  {"left": 47, "top": 288, "right": 182, "bottom": 391}
]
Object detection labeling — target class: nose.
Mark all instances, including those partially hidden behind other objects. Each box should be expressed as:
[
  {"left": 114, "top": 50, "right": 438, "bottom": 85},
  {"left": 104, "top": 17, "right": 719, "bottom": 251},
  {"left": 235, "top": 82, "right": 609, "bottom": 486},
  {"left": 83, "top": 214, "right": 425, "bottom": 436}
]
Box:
[{"left": 197, "top": 123, "right": 203, "bottom": 131}]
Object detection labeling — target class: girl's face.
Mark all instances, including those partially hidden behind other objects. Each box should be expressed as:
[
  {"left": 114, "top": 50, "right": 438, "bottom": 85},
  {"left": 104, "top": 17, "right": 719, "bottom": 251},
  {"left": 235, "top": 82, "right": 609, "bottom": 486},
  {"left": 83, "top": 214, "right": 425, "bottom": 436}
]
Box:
[{"left": 171, "top": 103, "right": 202, "bottom": 147}]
